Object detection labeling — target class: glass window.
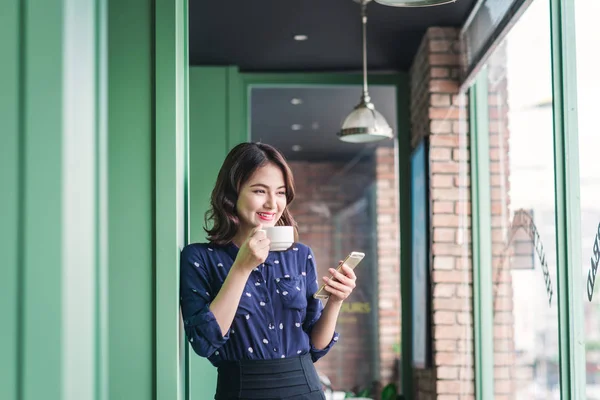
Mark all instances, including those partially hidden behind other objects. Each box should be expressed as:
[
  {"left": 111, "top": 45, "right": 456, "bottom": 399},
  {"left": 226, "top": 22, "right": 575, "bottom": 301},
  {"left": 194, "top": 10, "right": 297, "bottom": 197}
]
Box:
[
  {"left": 250, "top": 85, "right": 402, "bottom": 399},
  {"left": 485, "top": 0, "right": 560, "bottom": 397},
  {"left": 574, "top": 0, "right": 600, "bottom": 398}
]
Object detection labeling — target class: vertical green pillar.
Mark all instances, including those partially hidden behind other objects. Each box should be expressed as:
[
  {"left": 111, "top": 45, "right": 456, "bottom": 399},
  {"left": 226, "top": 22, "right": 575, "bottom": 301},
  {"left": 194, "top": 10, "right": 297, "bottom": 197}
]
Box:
[
  {"left": 21, "top": 2, "right": 64, "bottom": 397},
  {"left": 108, "top": 0, "right": 188, "bottom": 398},
  {"left": 549, "top": 0, "right": 586, "bottom": 398},
  {"left": 0, "top": 1, "right": 22, "bottom": 399},
  {"left": 107, "top": 1, "right": 154, "bottom": 397},
  {"left": 62, "top": 0, "right": 107, "bottom": 399},
  {"left": 395, "top": 74, "right": 414, "bottom": 400},
  {"left": 2, "top": 0, "right": 187, "bottom": 398},
  {"left": 469, "top": 71, "right": 494, "bottom": 400},
  {"left": 155, "top": 0, "right": 189, "bottom": 399},
  {"left": 189, "top": 68, "right": 229, "bottom": 244},
  {"left": 0, "top": 0, "right": 106, "bottom": 399}
]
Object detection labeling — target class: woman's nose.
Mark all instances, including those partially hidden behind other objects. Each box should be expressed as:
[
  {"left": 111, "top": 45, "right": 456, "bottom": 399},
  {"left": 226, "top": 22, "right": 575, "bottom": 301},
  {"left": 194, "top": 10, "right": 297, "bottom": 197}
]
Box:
[{"left": 264, "top": 194, "right": 275, "bottom": 209}]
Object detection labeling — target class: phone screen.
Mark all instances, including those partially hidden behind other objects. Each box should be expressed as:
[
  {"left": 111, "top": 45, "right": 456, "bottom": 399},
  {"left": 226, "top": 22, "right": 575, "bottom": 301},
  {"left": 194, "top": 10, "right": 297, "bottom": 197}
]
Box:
[{"left": 313, "top": 251, "right": 365, "bottom": 300}]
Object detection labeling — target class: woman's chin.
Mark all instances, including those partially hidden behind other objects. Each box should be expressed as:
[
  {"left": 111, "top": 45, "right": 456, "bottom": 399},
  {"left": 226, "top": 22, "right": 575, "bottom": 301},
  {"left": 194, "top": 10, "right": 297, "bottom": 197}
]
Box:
[{"left": 257, "top": 221, "right": 276, "bottom": 227}]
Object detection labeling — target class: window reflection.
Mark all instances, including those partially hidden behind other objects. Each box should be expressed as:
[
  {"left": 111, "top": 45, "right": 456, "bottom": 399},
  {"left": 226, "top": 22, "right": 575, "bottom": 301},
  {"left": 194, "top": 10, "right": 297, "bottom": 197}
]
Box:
[{"left": 486, "top": 0, "right": 560, "bottom": 397}]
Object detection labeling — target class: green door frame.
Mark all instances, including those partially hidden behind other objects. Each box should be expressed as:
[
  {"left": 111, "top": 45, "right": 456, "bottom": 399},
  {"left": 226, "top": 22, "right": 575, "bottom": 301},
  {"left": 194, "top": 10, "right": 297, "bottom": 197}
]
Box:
[{"left": 155, "top": 0, "right": 189, "bottom": 400}]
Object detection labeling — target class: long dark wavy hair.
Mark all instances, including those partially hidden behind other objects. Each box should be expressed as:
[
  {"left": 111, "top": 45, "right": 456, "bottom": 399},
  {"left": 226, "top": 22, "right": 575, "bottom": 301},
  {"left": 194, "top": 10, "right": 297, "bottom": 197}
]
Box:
[{"left": 204, "top": 142, "right": 298, "bottom": 245}]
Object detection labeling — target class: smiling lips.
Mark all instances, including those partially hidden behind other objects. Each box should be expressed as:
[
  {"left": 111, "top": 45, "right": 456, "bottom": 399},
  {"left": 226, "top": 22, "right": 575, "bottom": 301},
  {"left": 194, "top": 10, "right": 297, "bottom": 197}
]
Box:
[{"left": 257, "top": 212, "right": 276, "bottom": 222}]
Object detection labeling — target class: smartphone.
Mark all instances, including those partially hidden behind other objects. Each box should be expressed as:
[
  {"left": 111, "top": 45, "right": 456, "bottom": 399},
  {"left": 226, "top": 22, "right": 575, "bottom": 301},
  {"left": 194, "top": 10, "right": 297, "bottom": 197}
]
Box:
[{"left": 313, "top": 251, "right": 365, "bottom": 300}]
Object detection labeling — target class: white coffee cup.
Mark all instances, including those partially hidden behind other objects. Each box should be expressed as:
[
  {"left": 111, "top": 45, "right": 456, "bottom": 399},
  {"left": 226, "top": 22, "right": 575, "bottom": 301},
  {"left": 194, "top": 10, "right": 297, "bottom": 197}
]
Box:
[{"left": 261, "top": 226, "right": 294, "bottom": 252}]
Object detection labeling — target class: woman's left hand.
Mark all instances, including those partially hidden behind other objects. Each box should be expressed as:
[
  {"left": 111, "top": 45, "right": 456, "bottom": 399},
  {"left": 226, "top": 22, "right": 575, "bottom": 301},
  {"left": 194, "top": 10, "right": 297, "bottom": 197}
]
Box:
[{"left": 322, "top": 262, "right": 357, "bottom": 303}]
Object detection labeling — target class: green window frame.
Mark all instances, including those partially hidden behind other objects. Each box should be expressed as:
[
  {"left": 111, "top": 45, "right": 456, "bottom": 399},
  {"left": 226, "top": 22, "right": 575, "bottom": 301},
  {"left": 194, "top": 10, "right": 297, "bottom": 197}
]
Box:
[{"left": 469, "top": 69, "right": 494, "bottom": 400}]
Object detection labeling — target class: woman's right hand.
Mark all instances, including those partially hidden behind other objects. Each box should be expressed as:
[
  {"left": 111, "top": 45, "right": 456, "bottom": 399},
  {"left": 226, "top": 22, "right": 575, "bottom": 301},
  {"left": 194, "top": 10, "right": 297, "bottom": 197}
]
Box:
[
  {"left": 233, "top": 225, "right": 270, "bottom": 273},
  {"left": 209, "top": 226, "right": 270, "bottom": 335}
]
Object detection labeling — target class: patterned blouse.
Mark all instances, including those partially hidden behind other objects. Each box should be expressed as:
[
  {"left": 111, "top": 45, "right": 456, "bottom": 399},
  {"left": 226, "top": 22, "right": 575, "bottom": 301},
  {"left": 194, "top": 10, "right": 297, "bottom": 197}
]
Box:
[{"left": 180, "top": 241, "right": 339, "bottom": 366}]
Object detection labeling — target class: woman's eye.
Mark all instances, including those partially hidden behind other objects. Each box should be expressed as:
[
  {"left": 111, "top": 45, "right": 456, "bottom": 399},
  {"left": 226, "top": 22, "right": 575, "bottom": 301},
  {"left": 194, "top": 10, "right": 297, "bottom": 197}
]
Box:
[
  {"left": 278, "top": 191, "right": 286, "bottom": 196},
  {"left": 254, "top": 190, "right": 265, "bottom": 194}
]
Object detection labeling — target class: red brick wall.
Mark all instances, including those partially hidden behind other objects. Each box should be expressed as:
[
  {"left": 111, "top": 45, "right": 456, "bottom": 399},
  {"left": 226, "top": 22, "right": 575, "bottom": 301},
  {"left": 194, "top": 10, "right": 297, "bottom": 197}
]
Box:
[
  {"left": 409, "top": 27, "right": 518, "bottom": 400},
  {"left": 409, "top": 27, "right": 475, "bottom": 400}
]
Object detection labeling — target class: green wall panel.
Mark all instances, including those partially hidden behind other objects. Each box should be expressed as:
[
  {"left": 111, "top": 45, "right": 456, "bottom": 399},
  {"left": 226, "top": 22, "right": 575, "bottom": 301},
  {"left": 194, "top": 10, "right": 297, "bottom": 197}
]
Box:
[
  {"left": 108, "top": 0, "right": 154, "bottom": 398},
  {"left": 155, "top": 0, "right": 188, "bottom": 399},
  {"left": 2, "top": 1, "right": 187, "bottom": 399},
  {"left": 189, "top": 67, "right": 231, "bottom": 244},
  {"left": 188, "top": 66, "right": 233, "bottom": 398},
  {"left": 227, "top": 67, "right": 246, "bottom": 149},
  {"left": 0, "top": 1, "right": 21, "bottom": 399},
  {"left": 1, "top": 1, "right": 104, "bottom": 399},
  {"left": 62, "top": 1, "right": 104, "bottom": 398},
  {"left": 21, "top": 1, "right": 64, "bottom": 398},
  {"left": 107, "top": 1, "right": 189, "bottom": 398}
]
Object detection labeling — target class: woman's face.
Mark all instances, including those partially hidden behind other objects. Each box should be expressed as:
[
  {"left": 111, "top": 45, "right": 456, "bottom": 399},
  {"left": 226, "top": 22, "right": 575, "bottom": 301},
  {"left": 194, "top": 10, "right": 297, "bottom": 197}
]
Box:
[{"left": 236, "top": 162, "right": 287, "bottom": 231}]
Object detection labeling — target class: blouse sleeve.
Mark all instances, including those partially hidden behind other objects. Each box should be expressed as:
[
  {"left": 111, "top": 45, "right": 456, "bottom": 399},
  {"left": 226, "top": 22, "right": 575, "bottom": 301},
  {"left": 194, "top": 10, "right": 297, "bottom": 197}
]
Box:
[
  {"left": 180, "top": 244, "right": 230, "bottom": 357},
  {"left": 303, "top": 246, "right": 339, "bottom": 362}
]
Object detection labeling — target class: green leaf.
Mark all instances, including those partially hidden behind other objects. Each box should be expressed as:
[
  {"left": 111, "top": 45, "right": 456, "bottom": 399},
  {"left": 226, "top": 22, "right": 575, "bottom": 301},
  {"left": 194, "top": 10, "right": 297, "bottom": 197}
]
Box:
[{"left": 381, "top": 383, "right": 398, "bottom": 400}]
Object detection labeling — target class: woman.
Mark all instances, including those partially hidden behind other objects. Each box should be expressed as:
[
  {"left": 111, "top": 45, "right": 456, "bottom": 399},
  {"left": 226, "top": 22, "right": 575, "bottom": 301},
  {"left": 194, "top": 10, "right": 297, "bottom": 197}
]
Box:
[{"left": 180, "top": 142, "right": 357, "bottom": 399}]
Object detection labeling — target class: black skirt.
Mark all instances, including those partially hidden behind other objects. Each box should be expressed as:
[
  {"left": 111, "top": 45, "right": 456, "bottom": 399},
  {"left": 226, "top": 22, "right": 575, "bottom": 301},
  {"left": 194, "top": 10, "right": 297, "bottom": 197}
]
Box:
[{"left": 215, "top": 354, "right": 326, "bottom": 400}]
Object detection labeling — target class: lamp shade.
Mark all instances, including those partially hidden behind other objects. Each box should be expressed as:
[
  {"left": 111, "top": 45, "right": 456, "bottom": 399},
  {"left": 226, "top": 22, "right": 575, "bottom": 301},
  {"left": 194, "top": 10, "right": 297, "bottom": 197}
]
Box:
[
  {"left": 338, "top": 101, "right": 393, "bottom": 143},
  {"left": 374, "top": 0, "right": 455, "bottom": 6},
  {"left": 338, "top": 0, "right": 393, "bottom": 143}
]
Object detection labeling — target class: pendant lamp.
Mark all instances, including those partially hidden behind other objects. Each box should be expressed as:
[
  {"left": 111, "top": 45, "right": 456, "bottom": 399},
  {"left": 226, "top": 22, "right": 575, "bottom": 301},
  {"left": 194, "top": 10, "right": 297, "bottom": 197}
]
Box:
[
  {"left": 374, "top": 0, "right": 456, "bottom": 6},
  {"left": 338, "top": 0, "right": 393, "bottom": 143}
]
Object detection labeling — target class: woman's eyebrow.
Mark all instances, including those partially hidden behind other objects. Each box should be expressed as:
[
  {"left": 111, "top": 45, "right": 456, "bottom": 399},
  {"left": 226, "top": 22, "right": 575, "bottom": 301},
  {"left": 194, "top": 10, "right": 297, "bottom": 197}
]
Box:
[{"left": 249, "top": 183, "right": 286, "bottom": 189}]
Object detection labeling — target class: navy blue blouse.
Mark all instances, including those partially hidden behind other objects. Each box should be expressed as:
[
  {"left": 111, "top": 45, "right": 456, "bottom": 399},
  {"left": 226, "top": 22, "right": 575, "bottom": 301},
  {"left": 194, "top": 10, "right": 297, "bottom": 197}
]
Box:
[{"left": 180, "top": 241, "right": 339, "bottom": 366}]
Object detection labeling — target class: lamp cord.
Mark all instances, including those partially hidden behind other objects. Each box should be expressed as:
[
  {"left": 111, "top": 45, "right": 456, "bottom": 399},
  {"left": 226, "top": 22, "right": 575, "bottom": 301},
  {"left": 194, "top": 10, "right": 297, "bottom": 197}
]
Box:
[{"left": 361, "top": 1, "right": 369, "bottom": 100}]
